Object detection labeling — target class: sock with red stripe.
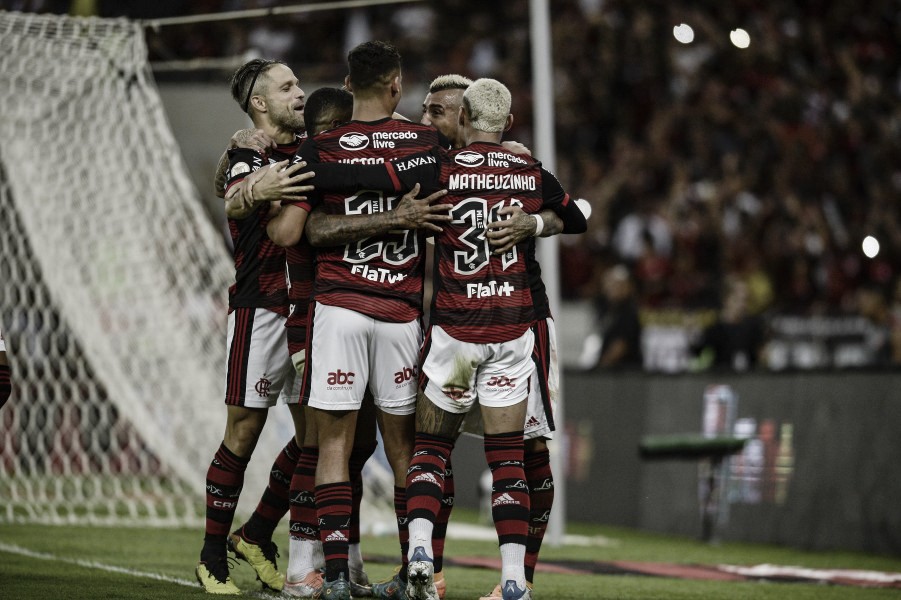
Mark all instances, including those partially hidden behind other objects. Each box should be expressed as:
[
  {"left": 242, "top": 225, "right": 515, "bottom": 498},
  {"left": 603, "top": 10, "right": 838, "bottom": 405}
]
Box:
[
  {"left": 427, "top": 456, "right": 456, "bottom": 572},
  {"left": 406, "top": 433, "right": 454, "bottom": 562},
  {"left": 201, "top": 443, "right": 249, "bottom": 561},
  {"left": 393, "top": 486, "right": 409, "bottom": 582},
  {"left": 524, "top": 447, "right": 554, "bottom": 583},
  {"left": 349, "top": 441, "right": 377, "bottom": 545},
  {"left": 484, "top": 431, "right": 529, "bottom": 587},
  {"left": 315, "top": 481, "right": 352, "bottom": 582},
  {"left": 289, "top": 446, "right": 319, "bottom": 540},
  {"left": 240, "top": 437, "right": 300, "bottom": 543}
]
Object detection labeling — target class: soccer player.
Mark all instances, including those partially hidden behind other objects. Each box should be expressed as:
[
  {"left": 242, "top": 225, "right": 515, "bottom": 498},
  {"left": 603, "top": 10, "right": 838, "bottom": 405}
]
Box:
[
  {"left": 196, "top": 58, "right": 312, "bottom": 596},
  {"left": 420, "top": 74, "right": 575, "bottom": 600},
  {"left": 268, "top": 41, "right": 451, "bottom": 600},
  {"left": 294, "top": 78, "right": 586, "bottom": 600},
  {"left": 0, "top": 325, "right": 10, "bottom": 410}
]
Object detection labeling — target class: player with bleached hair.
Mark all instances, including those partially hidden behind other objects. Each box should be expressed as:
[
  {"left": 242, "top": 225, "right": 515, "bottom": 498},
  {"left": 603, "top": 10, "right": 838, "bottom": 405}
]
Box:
[{"left": 417, "top": 73, "right": 576, "bottom": 600}]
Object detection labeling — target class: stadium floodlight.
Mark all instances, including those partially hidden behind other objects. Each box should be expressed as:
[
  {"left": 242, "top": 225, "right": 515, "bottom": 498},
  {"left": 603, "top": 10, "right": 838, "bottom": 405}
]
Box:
[
  {"left": 673, "top": 23, "right": 695, "bottom": 44},
  {"left": 862, "top": 235, "right": 880, "bottom": 258},
  {"left": 730, "top": 28, "right": 751, "bottom": 48}
]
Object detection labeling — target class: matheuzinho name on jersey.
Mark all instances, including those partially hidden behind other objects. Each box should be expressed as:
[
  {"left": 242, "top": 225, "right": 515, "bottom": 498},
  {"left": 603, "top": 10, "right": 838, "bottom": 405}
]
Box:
[{"left": 448, "top": 173, "right": 536, "bottom": 191}]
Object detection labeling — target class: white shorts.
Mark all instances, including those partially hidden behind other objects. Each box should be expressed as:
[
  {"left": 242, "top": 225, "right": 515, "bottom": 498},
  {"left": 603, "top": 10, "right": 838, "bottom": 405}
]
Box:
[
  {"left": 461, "top": 318, "right": 558, "bottom": 440},
  {"left": 224, "top": 307, "right": 298, "bottom": 408},
  {"left": 303, "top": 302, "right": 420, "bottom": 414},
  {"left": 421, "top": 324, "right": 534, "bottom": 414}
]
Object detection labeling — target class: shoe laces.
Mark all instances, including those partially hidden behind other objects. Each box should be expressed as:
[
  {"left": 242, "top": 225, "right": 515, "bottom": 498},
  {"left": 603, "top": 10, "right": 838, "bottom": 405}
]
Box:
[
  {"left": 204, "top": 554, "right": 239, "bottom": 583},
  {"left": 259, "top": 540, "right": 281, "bottom": 565}
]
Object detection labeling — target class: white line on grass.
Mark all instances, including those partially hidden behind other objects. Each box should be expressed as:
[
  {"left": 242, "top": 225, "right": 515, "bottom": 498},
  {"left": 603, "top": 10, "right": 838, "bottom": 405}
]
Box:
[{"left": 0, "top": 540, "right": 197, "bottom": 587}]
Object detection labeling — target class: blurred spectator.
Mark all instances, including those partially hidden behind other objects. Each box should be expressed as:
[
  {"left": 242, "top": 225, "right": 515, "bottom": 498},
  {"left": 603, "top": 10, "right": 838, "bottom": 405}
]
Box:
[
  {"left": 691, "top": 279, "right": 766, "bottom": 371},
  {"left": 589, "top": 264, "right": 643, "bottom": 369},
  {"left": 855, "top": 283, "right": 893, "bottom": 367}
]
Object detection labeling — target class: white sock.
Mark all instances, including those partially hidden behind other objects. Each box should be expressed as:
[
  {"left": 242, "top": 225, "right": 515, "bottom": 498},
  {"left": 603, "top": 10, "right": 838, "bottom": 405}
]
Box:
[
  {"left": 287, "top": 538, "right": 319, "bottom": 582},
  {"left": 407, "top": 517, "right": 435, "bottom": 561},
  {"left": 312, "top": 540, "right": 325, "bottom": 570},
  {"left": 499, "top": 543, "right": 526, "bottom": 589},
  {"left": 348, "top": 542, "right": 364, "bottom": 575}
]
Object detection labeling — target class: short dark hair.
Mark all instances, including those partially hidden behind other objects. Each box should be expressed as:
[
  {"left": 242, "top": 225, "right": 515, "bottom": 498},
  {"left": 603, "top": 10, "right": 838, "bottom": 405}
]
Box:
[
  {"left": 347, "top": 41, "right": 401, "bottom": 90},
  {"left": 304, "top": 87, "right": 353, "bottom": 135},
  {"left": 230, "top": 58, "right": 283, "bottom": 113}
]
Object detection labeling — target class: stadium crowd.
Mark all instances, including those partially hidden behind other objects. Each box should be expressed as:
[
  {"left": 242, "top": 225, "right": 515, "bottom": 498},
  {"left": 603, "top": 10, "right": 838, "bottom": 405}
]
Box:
[{"left": 23, "top": 0, "right": 901, "bottom": 367}]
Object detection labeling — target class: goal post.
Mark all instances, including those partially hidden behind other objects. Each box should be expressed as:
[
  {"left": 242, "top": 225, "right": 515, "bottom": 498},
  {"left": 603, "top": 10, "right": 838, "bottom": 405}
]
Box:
[{"left": 0, "top": 10, "right": 268, "bottom": 526}]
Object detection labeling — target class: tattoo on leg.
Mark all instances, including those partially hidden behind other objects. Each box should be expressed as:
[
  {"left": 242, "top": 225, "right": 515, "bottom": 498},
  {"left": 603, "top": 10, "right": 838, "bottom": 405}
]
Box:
[{"left": 415, "top": 392, "right": 465, "bottom": 437}]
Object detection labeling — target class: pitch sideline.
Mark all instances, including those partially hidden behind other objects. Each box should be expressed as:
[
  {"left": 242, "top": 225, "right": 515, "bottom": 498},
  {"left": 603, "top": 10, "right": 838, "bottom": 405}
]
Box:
[{"left": 0, "top": 540, "right": 200, "bottom": 588}]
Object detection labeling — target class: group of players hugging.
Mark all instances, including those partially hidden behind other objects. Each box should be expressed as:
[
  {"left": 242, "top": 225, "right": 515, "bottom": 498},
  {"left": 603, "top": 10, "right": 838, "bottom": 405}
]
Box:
[{"left": 196, "top": 39, "right": 587, "bottom": 600}]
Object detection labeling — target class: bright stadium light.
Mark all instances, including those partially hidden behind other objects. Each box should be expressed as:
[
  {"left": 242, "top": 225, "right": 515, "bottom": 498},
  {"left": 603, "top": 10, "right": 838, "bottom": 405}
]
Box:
[
  {"left": 673, "top": 23, "right": 694, "bottom": 44},
  {"left": 862, "top": 235, "right": 880, "bottom": 258},
  {"left": 730, "top": 28, "right": 751, "bottom": 48}
]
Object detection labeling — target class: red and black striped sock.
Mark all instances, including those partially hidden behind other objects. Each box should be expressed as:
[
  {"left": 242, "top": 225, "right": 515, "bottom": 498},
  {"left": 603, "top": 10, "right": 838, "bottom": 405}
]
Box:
[
  {"left": 315, "top": 481, "right": 352, "bottom": 582},
  {"left": 393, "top": 485, "right": 409, "bottom": 582},
  {"left": 484, "top": 432, "right": 529, "bottom": 547},
  {"left": 202, "top": 443, "right": 249, "bottom": 559},
  {"left": 289, "top": 445, "right": 319, "bottom": 540},
  {"left": 348, "top": 441, "right": 377, "bottom": 545},
  {"left": 241, "top": 438, "right": 300, "bottom": 543},
  {"left": 430, "top": 459, "right": 456, "bottom": 573},
  {"left": 524, "top": 448, "right": 554, "bottom": 582}
]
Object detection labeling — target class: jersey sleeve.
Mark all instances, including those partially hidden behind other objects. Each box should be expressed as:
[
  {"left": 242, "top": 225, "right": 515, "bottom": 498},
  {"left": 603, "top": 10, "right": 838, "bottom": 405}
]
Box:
[
  {"left": 540, "top": 167, "right": 587, "bottom": 234},
  {"left": 285, "top": 137, "right": 322, "bottom": 213},
  {"left": 304, "top": 148, "right": 444, "bottom": 196},
  {"left": 224, "top": 148, "right": 264, "bottom": 195}
]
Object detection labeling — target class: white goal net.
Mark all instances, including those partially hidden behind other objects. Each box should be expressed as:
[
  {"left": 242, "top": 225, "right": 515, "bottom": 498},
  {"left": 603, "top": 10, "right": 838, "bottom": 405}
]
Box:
[{"left": 0, "top": 10, "right": 297, "bottom": 527}]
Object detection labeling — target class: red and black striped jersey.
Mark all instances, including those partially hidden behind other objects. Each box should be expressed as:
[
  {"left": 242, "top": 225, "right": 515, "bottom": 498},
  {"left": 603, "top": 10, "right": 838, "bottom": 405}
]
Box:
[
  {"left": 293, "top": 118, "right": 441, "bottom": 323},
  {"left": 225, "top": 144, "right": 293, "bottom": 316},
  {"left": 293, "top": 142, "right": 584, "bottom": 341},
  {"left": 427, "top": 142, "right": 570, "bottom": 342}
]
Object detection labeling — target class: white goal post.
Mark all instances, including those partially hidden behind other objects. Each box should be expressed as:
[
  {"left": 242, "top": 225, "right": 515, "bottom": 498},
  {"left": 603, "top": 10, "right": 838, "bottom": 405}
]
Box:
[{"left": 0, "top": 10, "right": 301, "bottom": 526}]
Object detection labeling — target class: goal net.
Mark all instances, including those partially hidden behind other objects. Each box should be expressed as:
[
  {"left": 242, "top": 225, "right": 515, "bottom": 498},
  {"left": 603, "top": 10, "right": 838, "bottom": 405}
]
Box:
[{"left": 0, "top": 10, "right": 300, "bottom": 527}]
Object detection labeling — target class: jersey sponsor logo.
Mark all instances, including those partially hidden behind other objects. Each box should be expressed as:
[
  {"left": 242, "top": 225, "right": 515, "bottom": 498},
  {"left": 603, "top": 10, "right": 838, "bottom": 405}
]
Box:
[
  {"left": 326, "top": 369, "right": 355, "bottom": 388},
  {"left": 487, "top": 151, "right": 528, "bottom": 166},
  {"left": 394, "top": 154, "right": 437, "bottom": 172},
  {"left": 229, "top": 162, "right": 250, "bottom": 177},
  {"left": 339, "top": 132, "right": 370, "bottom": 151},
  {"left": 339, "top": 156, "right": 385, "bottom": 164},
  {"left": 454, "top": 150, "right": 485, "bottom": 167},
  {"left": 486, "top": 375, "right": 517, "bottom": 388},
  {"left": 350, "top": 264, "right": 407, "bottom": 284},
  {"left": 448, "top": 172, "right": 536, "bottom": 191},
  {"left": 467, "top": 280, "right": 515, "bottom": 298},
  {"left": 255, "top": 376, "right": 272, "bottom": 397},
  {"left": 394, "top": 365, "right": 418, "bottom": 385}
]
